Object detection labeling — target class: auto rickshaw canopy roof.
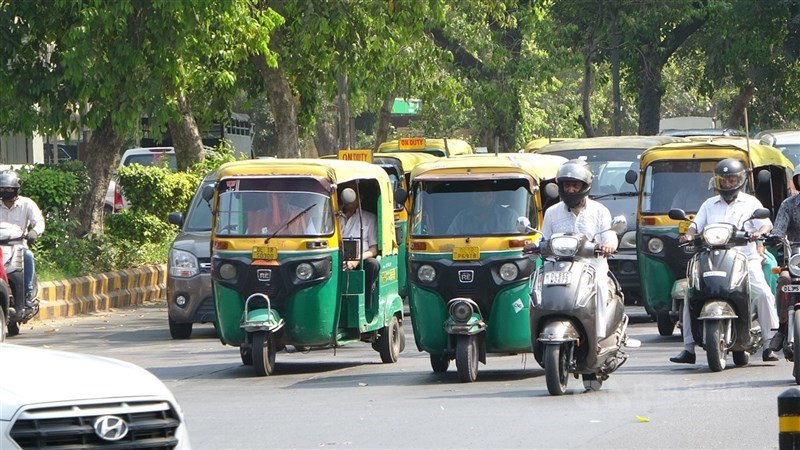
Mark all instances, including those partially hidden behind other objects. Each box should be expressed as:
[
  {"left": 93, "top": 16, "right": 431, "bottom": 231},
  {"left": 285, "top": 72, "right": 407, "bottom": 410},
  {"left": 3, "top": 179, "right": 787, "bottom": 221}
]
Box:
[
  {"left": 524, "top": 137, "right": 571, "bottom": 152},
  {"left": 640, "top": 138, "right": 794, "bottom": 169},
  {"left": 536, "top": 135, "right": 690, "bottom": 153},
  {"left": 373, "top": 152, "right": 438, "bottom": 172},
  {"left": 409, "top": 153, "right": 567, "bottom": 184},
  {"left": 377, "top": 138, "right": 473, "bottom": 156}
]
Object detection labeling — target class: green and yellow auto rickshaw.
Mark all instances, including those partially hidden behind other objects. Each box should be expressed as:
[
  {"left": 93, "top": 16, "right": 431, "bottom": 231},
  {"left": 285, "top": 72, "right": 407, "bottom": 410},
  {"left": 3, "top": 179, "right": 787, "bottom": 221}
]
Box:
[
  {"left": 378, "top": 137, "right": 473, "bottom": 157},
  {"left": 406, "top": 153, "right": 566, "bottom": 382},
  {"left": 206, "top": 158, "right": 406, "bottom": 376},
  {"left": 631, "top": 137, "right": 793, "bottom": 336}
]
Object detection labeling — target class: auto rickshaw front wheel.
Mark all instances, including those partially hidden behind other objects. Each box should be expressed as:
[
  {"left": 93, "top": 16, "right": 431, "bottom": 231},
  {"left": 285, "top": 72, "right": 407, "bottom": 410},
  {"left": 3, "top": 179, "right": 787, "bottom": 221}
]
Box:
[
  {"left": 430, "top": 353, "right": 449, "bottom": 373},
  {"left": 252, "top": 331, "right": 277, "bottom": 376},
  {"left": 656, "top": 311, "right": 676, "bottom": 337},
  {"left": 240, "top": 344, "right": 253, "bottom": 366},
  {"left": 456, "top": 335, "right": 478, "bottom": 383},
  {"left": 376, "top": 315, "right": 403, "bottom": 363}
]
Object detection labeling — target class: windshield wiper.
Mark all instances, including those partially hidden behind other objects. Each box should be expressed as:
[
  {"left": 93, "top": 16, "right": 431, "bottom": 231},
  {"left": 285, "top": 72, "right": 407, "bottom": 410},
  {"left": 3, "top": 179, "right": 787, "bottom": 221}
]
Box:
[
  {"left": 590, "top": 192, "right": 638, "bottom": 200},
  {"left": 265, "top": 203, "right": 317, "bottom": 243}
]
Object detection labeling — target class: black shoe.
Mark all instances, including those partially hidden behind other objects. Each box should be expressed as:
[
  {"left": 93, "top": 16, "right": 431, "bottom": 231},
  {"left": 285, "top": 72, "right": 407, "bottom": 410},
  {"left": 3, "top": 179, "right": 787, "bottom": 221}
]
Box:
[
  {"left": 670, "top": 350, "right": 696, "bottom": 364},
  {"left": 770, "top": 331, "right": 786, "bottom": 352},
  {"left": 763, "top": 349, "right": 780, "bottom": 362}
]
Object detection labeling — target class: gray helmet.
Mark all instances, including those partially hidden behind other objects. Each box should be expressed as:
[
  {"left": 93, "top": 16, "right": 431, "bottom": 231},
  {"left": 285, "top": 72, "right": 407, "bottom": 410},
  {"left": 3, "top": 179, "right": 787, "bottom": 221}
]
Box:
[
  {"left": 0, "top": 171, "right": 20, "bottom": 189},
  {"left": 713, "top": 158, "right": 747, "bottom": 203},
  {"left": 556, "top": 159, "right": 593, "bottom": 208}
]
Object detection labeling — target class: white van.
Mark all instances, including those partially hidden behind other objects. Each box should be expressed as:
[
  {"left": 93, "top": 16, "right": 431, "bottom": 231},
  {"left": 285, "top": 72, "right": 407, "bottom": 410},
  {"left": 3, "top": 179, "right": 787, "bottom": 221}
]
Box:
[{"left": 105, "top": 147, "right": 176, "bottom": 213}]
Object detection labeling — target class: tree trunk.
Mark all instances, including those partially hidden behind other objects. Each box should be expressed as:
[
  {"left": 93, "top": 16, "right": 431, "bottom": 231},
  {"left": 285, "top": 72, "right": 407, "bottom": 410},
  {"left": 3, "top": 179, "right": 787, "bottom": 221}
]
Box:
[
  {"left": 725, "top": 83, "right": 755, "bottom": 129},
  {"left": 169, "top": 92, "right": 204, "bottom": 171},
  {"left": 72, "top": 117, "right": 122, "bottom": 235},
  {"left": 374, "top": 91, "right": 395, "bottom": 151},
  {"left": 637, "top": 64, "right": 664, "bottom": 136},
  {"left": 337, "top": 73, "right": 350, "bottom": 150},
  {"left": 611, "top": 12, "right": 622, "bottom": 136},
  {"left": 579, "top": 54, "right": 596, "bottom": 137},
  {"left": 250, "top": 54, "right": 300, "bottom": 158},
  {"left": 314, "top": 104, "right": 338, "bottom": 157}
]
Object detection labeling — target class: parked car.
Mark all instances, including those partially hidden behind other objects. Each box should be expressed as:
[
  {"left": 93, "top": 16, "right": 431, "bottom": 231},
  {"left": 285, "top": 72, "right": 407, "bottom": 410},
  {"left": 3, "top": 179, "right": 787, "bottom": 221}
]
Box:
[
  {"left": 166, "top": 170, "right": 216, "bottom": 339},
  {"left": 0, "top": 343, "right": 191, "bottom": 448},
  {"left": 757, "top": 129, "right": 800, "bottom": 167},
  {"left": 105, "top": 147, "right": 176, "bottom": 213}
]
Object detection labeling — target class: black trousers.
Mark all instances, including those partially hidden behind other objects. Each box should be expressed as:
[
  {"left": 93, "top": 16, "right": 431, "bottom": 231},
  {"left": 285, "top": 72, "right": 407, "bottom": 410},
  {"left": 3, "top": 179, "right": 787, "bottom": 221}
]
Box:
[{"left": 362, "top": 257, "right": 380, "bottom": 308}]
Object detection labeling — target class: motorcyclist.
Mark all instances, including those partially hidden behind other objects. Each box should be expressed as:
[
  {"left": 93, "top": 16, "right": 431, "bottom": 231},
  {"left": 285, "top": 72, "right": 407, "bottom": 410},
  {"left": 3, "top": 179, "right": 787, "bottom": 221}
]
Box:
[
  {"left": 767, "top": 165, "right": 800, "bottom": 359},
  {"left": 531, "top": 159, "right": 618, "bottom": 340},
  {"left": 0, "top": 171, "right": 44, "bottom": 314},
  {"left": 671, "top": 158, "right": 779, "bottom": 364}
]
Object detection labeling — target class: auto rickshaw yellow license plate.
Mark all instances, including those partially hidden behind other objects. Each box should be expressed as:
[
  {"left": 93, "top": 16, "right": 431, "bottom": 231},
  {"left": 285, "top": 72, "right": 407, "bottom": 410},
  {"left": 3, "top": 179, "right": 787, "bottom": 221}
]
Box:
[
  {"left": 252, "top": 246, "right": 278, "bottom": 260},
  {"left": 453, "top": 246, "right": 480, "bottom": 261},
  {"left": 678, "top": 221, "right": 691, "bottom": 234}
]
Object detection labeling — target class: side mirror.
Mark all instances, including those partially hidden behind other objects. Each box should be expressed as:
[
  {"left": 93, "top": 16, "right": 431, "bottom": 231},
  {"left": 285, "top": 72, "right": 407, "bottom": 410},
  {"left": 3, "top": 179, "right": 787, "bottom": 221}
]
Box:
[
  {"left": 752, "top": 207, "right": 770, "bottom": 220},
  {"left": 757, "top": 169, "right": 771, "bottom": 184},
  {"left": 516, "top": 216, "right": 532, "bottom": 234},
  {"left": 202, "top": 184, "right": 214, "bottom": 202},
  {"left": 610, "top": 215, "right": 627, "bottom": 234},
  {"left": 168, "top": 211, "right": 184, "bottom": 227},
  {"left": 544, "top": 183, "right": 559, "bottom": 200},
  {"left": 668, "top": 208, "right": 687, "bottom": 221},
  {"left": 394, "top": 188, "right": 408, "bottom": 205},
  {"left": 625, "top": 169, "right": 638, "bottom": 185},
  {"left": 341, "top": 188, "right": 357, "bottom": 204}
]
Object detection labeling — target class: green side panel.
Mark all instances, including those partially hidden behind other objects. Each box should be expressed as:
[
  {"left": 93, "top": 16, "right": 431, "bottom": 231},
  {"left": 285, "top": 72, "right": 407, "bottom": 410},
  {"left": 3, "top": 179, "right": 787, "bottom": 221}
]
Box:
[
  {"left": 485, "top": 282, "right": 533, "bottom": 353},
  {"left": 214, "top": 284, "right": 246, "bottom": 345},
  {"left": 638, "top": 254, "right": 675, "bottom": 313},
  {"left": 397, "top": 221, "right": 408, "bottom": 298},
  {"left": 407, "top": 284, "right": 448, "bottom": 353}
]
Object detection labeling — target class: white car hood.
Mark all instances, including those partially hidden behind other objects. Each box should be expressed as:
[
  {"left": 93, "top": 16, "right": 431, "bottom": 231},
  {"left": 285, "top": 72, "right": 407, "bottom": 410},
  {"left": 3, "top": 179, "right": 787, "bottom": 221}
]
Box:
[{"left": 0, "top": 344, "right": 173, "bottom": 420}]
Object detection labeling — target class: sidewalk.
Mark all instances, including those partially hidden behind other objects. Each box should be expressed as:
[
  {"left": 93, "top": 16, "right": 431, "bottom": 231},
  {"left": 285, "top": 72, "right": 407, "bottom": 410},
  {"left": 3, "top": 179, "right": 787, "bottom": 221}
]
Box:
[{"left": 34, "top": 264, "right": 167, "bottom": 321}]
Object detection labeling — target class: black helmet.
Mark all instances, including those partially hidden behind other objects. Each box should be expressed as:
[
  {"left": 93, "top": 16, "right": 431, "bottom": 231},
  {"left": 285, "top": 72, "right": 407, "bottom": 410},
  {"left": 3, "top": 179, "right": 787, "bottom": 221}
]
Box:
[
  {"left": 556, "top": 159, "right": 593, "bottom": 208},
  {"left": 0, "top": 171, "right": 20, "bottom": 201},
  {"left": 713, "top": 158, "right": 747, "bottom": 203}
]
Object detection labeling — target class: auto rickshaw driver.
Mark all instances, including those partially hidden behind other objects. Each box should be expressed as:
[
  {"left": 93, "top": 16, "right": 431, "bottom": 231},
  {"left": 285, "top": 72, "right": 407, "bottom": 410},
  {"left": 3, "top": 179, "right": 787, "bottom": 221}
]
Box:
[
  {"left": 338, "top": 182, "right": 380, "bottom": 306},
  {"left": 446, "top": 185, "right": 519, "bottom": 235}
]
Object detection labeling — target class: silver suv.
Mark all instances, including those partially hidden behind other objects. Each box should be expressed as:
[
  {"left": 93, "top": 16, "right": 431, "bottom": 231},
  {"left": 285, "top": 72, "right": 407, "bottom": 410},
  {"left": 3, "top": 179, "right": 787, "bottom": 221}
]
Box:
[{"left": 166, "top": 171, "right": 215, "bottom": 339}]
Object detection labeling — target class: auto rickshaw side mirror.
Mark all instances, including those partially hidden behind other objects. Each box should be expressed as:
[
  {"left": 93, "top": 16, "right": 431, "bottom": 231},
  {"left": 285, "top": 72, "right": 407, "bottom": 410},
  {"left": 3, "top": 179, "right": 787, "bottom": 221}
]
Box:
[
  {"left": 624, "top": 169, "right": 638, "bottom": 185},
  {"left": 751, "top": 207, "right": 770, "bottom": 220},
  {"left": 394, "top": 188, "right": 408, "bottom": 205},
  {"left": 168, "top": 211, "right": 184, "bottom": 227},
  {"left": 544, "top": 183, "right": 559, "bottom": 200},
  {"left": 757, "top": 169, "right": 772, "bottom": 185},
  {"left": 516, "top": 216, "right": 533, "bottom": 234},
  {"left": 202, "top": 184, "right": 214, "bottom": 203},
  {"left": 668, "top": 208, "right": 687, "bottom": 221},
  {"left": 610, "top": 215, "right": 627, "bottom": 234}
]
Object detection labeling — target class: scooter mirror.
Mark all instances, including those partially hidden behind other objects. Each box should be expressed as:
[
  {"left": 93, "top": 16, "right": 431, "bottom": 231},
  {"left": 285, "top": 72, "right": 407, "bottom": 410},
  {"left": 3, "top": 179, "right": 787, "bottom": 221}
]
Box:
[
  {"left": 751, "top": 207, "right": 770, "bottom": 220},
  {"left": 516, "top": 216, "right": 532, "bottom": 234},
  {"left": 341, "top": 188, "right": 357, "bottom": 205},
  {"left": 668, "top": 208, "right": 687, "bottom": 221},
  {"left": 544, "top": 183, "right": 559, "bottom": 200},
  {"left": 610, "top": 215, "right": 627, "bottom": 234},
  {"left": 201, "top": 184, "right": 214, "bottom": 203}
]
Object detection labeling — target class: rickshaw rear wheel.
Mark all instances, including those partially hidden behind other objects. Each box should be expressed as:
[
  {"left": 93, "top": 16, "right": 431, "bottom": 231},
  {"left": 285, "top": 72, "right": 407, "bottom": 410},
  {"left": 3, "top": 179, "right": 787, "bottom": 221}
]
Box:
[
  {"left": 377, "top": 315, "right": 403, "bottom": 363},
  {"left": 430, "top": 353, "right": 449, "bottom": 373},
  {"left": 704, "top": 320, "right": 727, "bottom": 372},
  {"left": 544, "top": 343, "right": 568, "bottom": 395},
  {"left": 656, "top": 311, "right": 676, "bottom": 337},
  {"left": 456, "top": 335, "right": 478, "bottom": 383},
  {"left": 732, "top": 350, "right": 749, "bottom": 366},
  {"left": 252, "top": 331, "right": 276, "bottom": 376}
]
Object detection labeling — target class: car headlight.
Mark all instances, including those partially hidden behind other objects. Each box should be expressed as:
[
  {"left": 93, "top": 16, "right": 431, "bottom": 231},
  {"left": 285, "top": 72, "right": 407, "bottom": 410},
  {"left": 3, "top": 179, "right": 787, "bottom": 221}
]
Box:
[
  {"left": 619, "top": 231, "right": 636, "bottom": 249},
  {"left": 550, "top": 236, "right": 580, "bottom": 257},
  {"left": 219, "top": 263, "right": 237, "bottom": 280},
  {"left": 169, "top": 249, "right": 199, "bottom": 278},
  {"left": 499, "top": 263, "right": 519, "bottom": 281},
  {"left": 702, "top": 225, "right": 733, "bottom": 246},
  {"left": 295, "top": 262, "right": 314, "bottom": 281},
  {"left": 647, "top": 237, "right": 664, "bottom": 254},
  {"left": 418, "top": 264, "right": 436, "bottom": 282},
  {"left": 789, "top": 254, "right": 800, "bottom": 277},
  {"left": 449, "top": 300, "right": 473, "bottom": 322}
]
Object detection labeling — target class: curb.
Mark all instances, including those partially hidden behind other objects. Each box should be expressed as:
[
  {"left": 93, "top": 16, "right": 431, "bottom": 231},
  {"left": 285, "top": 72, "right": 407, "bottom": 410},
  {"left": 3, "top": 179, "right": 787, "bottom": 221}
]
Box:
[{"left": 33, "top": 264, "right": 167, "bottom": 321}]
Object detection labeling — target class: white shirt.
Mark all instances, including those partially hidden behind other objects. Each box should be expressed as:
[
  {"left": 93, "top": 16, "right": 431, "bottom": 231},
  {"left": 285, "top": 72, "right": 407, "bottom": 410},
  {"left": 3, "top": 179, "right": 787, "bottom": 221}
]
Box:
[
  {"left": 0, "top": 196, "right": 45, "bottom": 246},
  {"left": 691, "top": 192, "right": 770, "bottom": 260},
  {"left": 339, "top": 209, "right": 378, "bottom": 252},
  {"left": 540, "top": 199, "right": 618, "bottom": 248}
]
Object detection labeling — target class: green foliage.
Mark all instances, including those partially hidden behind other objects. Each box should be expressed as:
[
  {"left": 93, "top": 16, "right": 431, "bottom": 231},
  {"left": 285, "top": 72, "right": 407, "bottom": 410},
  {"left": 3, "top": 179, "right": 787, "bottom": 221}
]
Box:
[
  {"left": 117, "top": 165, "right": 199, "bottom": 219},
  {"left": 188, "top": 144, "right": 238, "bottom": 180},
  {"left": 18, "top": 163, "right": 86, "bottom": 221},
  {"left": 105, "top": 210, "right": 178, "bottom": 245}
]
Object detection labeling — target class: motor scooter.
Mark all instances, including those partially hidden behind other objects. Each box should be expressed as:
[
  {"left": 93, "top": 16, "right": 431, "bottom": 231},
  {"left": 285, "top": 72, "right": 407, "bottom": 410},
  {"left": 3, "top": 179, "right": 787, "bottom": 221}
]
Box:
[
  {"left": 0, "top": 223, "right": 38, "bottom": 337},
  {"left": 528, "top": 216, "right": 636, "bottom": 395},
  {"left": 668, "top": 208, "right": 770, "bottom": 372}
]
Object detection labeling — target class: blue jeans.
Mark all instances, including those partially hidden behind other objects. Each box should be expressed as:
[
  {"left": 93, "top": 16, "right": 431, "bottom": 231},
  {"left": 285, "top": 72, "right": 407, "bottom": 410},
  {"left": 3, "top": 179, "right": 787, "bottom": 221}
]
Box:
[{"left": 24, "top": 249, "right": 34, "bottom": 301}]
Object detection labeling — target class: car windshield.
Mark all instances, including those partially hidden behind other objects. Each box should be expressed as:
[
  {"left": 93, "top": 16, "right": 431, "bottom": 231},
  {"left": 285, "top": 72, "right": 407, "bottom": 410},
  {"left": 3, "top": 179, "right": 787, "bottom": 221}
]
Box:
[
  {"left": 641, "top": 159, "right": 737, "bottom": 214},
  {"left": 183, "top": 181, "right": 214, "bottom": 232},
  {"left": 123, "top": 153, "right": 177, "bottom": 170},
  {"left": 776, "top": 144, "right": 800, "bottom": 167},
  {"left": 215, "top": 178, "right": 333, "bottom": 237},
  {"left": 410, "top": 179, "right": 535, "bottom": 237},
  {"left": 545, "top": 149, "right": 640, "bottom": 197}
]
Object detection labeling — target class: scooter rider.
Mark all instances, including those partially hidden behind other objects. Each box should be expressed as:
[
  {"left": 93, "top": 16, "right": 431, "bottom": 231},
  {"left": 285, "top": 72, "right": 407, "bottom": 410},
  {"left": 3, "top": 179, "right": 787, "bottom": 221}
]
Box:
[
  {"left": 0, "top": 171, "right": 44, "bottom": 314},
  {"left": 671, "top": 158, "right": 779, "bottom": 364},
  {"left": 536, "top": 159, "right": 617, "bottom": 340}
]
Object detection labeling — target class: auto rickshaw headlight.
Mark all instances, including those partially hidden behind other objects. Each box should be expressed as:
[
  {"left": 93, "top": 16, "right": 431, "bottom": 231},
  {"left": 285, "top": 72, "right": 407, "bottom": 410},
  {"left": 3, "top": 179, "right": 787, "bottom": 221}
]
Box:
[
  {"left": 499, "top": 263, "right": 519, "bottom": 281},
  {"left": 418, "top": 264, "right": 436, "bottom": 282},
  {"left": 702, "top": 225, "right": 733, "bottom": 246},
  {"left": 296, "top": 262, "right": 314, "bottom": 281},
  {"left": 789, "top": 254, "right": 800, "bottom": 277},
  {"left": 219, "top": 263, "right": 237, "bottom": 280},
  {"left": 647, "top": 237, "right": 664, "bottom": 254},
  {"left": 450, "top": 300, "right": 473, "bottom": 322}
]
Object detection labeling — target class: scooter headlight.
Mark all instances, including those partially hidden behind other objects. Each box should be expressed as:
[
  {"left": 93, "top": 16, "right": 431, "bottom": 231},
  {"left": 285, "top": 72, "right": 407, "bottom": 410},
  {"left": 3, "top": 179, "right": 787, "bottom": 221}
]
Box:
[
  {"left": 219, "top": 263, "right": 237, "bottom": 280},
  {"left": 449, "top": 300, "right": 473, "bottom": 322},
  {"left": 550, "top": 236, "right": 580, "bottom": 257},
  {"left": 499, "top": 263, "right": 519, "bottom": 281},
  {"left": 789, "top": 254, "right": 800, "bottom": 277},
  {"left": 417, "top": 264, "right": 436, "bottom": 282},
  {"left": 295, "top": 262, "right": 314, "bottom": 281},
  {"left": 702, "top": 225, "right": 733, "bottom": 246},
  {"left": 532, "top": 269, "right": 543, "bottom": 305},
  {"left": 647, "top": 237, "right": 664, "bottom": 254}
]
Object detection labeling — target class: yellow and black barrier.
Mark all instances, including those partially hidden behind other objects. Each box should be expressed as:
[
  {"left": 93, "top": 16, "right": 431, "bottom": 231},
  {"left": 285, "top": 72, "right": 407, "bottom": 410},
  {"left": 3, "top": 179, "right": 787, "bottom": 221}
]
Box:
[{"left": 779, "top": 388, "right": 800, "bottom": 449}]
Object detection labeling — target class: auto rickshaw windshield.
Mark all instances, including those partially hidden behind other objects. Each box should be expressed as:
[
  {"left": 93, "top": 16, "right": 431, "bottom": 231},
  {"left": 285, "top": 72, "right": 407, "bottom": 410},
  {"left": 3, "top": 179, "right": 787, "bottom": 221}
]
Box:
[
  {"left": 640, "top": 159, "right": 746, "bottom": 214},
  {"left": 410, "top": 179, "right": 536, "bottom": 237},
  {"left": 215, "top": 177, "right": 334, "bottom": 237}
]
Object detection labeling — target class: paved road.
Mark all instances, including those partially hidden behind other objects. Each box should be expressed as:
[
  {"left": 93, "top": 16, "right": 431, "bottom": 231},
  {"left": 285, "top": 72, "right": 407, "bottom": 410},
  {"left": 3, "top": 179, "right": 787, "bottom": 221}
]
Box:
[{"left": 11, "top": 302, "right": 798, "bottom": 449}]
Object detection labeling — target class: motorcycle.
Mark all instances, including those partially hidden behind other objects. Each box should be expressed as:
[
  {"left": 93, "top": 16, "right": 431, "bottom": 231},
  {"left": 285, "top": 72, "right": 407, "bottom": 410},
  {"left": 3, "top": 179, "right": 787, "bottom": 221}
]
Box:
[
  {"left": 528, "top": 215, "right": 636, "bottom": 396},
  {"left": 767, "top": 235, "right": 800, "bottom": 383},
  {"left": 0, "top": 223, "right": 39, "bottom": 337},
  {"left": 668, "top": 207, "right": 770, "bottom": 372}
]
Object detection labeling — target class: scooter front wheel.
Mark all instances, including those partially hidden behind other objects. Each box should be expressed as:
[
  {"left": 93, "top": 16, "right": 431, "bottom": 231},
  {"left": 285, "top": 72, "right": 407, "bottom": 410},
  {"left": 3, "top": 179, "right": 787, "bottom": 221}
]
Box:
[
  {"left": 704, "top": 320, "right": 728, "bottom": 372},
  {"left": 456, "top": 335, "right": 478, "bottom": 383},
  {"left": 544, "top": 343, "right": 569, "bottom": 396},
  {"left": 252, "top": 331, "right": 276, "bottom": 377}
]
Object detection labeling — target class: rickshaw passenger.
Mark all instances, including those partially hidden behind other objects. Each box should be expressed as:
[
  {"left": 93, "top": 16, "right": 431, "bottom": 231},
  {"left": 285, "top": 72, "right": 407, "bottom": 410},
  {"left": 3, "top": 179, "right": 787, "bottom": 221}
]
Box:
[
  {"left": 339, "top": 183, "right": 380, "bottom": 306},
  {"left": 671, "top": 158, "right": 780, "bottom": 364},
  {"left": 537, "top": 160, "right": 617, "bottom": 340},
  {"left": 447, "top": 186, "right": 519, "bottom": 235}
]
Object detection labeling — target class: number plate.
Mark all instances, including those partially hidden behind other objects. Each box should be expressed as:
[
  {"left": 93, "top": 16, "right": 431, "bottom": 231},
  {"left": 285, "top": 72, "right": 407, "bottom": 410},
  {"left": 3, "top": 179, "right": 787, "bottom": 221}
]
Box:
[
  {"left": 678, "top": 221, "right": 691, "bottom": 234},
  {"left": 543, "top": 271, "right": 572, "bottom": 285},
  {"left": 453, "top": 246, "right": 480, "bottom": 261},
  {"left": 252, "top": 246, "right": 278, "bottom": 260},
  {"left": 782, "top": 285, "right": 800, "bottom": 293}
]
